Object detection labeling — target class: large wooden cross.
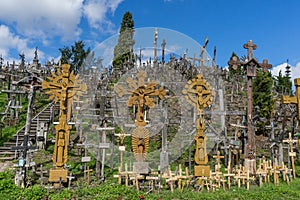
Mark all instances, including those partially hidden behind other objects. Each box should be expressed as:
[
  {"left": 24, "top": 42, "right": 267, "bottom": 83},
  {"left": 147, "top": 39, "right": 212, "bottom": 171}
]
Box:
[
  {"left": 115, "top": 70, "right": 166, "bottom": 162},
  {"left": 243, "top": 40, "right": 257, "bottom": 60},
  {"left": 182, "top": 74, "right": 214, "bottom": 177},
  {"left": 42, "top": 64, "right": 86, "bottom": 184}
]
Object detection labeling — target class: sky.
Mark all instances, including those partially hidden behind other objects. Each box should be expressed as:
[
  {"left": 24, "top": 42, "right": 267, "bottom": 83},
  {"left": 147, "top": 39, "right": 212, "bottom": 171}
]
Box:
[{"left": 0, "top": 0, "right": 300, "bottom": 81}]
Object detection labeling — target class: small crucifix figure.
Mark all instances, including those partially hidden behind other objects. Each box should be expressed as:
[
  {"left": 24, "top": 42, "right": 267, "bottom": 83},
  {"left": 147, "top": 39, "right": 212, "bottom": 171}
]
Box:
[
  {"left": 116, "top": 70, "right": 166, "bottom": 127},
  {"left": 283, "top": 132, "right": 297, "bottom": 179},
  {"left": 115, "top": 70, "right": 166, "bottom": 163}
]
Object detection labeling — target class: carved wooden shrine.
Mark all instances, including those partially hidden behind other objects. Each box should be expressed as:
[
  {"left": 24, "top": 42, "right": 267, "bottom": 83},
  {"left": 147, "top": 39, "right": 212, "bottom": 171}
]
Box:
[
  {"left": 115, "top": 70, "right": 166, "bottom": 162},
  {"left": 182, "top": 74, "right": 214, "bottom": 177},
  {"left": 42, "top": 64, "right": 86, "bottom": 184}
]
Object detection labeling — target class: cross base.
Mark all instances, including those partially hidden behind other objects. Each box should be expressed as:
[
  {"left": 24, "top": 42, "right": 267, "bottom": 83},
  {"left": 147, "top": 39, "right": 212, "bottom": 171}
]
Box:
[
  {"left": 244, "top": 159, "right": 256, "bottom": 174},
  {"left": 133, "top": 162, "right": 149, "bottom": 174},
  {"left": 194, "top": 165, "right": 210, "bottom": 177},
  {"left": 49, "top": 169, "right": 68, "bottom": 184}
]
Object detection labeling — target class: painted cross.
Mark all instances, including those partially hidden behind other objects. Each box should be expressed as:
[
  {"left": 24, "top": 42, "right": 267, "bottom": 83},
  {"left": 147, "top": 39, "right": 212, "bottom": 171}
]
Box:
[{"left": 66, "top": 172, "right": 75, "bottom": 189}]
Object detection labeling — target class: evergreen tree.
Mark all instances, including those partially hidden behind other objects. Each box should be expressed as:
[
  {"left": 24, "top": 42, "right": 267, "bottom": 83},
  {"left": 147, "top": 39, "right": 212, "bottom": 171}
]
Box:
[
  {"left": 276, "top": 70, "right": 292, "bottom": 95},
  {"left": 253, "top": 70, "right": 274, "bottom": 134},
  {"left": 59, "top": 41, "right": 91, "bottom": 74},
  {"left": 113, "top": 12, "right": 135, "bottom": 70}
]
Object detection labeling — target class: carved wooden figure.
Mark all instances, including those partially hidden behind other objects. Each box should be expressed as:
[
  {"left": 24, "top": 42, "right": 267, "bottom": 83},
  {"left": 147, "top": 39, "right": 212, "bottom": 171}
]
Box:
[
  {"left": 182, "top": 74, "right": 214, "bottom": 177},
  {"left": 42, "top": 64, "right": 86, "bottom": 184},
  {"left": 115, "top": 70, "right": 166, "bottom": 162}
]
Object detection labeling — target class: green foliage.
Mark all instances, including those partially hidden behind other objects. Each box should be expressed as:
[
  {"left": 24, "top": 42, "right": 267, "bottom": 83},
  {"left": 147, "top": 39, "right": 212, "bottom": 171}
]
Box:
[
  {"left": 228, "top": 52, "right": 244, "bottom": 79},
  {"left": 59, "top": 41, "right": 91, "bottom": 74},
  {"left": 276, "top": 70, "right": 292, "bottom": 95},
  {"left": 113, "top": 12, "right": 135, "bottom": 70},
  {"left": 253, "top": 70, "right": 274, "bottom": 134}
]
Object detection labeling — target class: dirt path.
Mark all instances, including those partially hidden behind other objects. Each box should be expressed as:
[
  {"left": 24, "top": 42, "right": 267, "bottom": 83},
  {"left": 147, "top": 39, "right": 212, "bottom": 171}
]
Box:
[{"left": 0, "top": 161, "right": 13, "bottom": 172}]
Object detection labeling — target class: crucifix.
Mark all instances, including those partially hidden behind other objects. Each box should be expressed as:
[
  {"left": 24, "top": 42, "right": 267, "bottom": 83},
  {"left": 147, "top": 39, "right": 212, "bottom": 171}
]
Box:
[
  {"left": 42, "top": 64, "right": 86, "bottom": 185},
  {"left": 182, "top": 74, "right": 214, "bottom": 177},
  {"left": 283, "top": 132, "right": 297, "bottom": 179},
  {"left": 115, "top": 70, "right": 166, "bottom": 162},
  {"left": 227, "top": 40, "right": 269, "bottom": 174}
]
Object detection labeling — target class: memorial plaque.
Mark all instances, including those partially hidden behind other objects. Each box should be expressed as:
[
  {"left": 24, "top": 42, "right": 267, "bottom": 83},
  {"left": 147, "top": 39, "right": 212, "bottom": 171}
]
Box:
[
  {"left": 194, "top": 165, "right": 210, "bottom": 177},
  {"left": 49, "top": 169, "right": 68, "bottom": 182},
  {"left": 119, "top": 146, "right": 125, "bottom": 151},
  {"left": 81, "top": 156, "right": 91, "bottom": 163}
]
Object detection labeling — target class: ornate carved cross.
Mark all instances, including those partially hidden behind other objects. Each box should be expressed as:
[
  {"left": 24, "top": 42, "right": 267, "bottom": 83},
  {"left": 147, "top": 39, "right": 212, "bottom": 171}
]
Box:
[{"left": 42, "top": 64, "right": 86, "bottom": 184}]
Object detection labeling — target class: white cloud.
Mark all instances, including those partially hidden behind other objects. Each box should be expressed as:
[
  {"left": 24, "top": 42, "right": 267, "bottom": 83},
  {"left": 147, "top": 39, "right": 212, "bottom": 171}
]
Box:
[
  {"left": 271, "top": 62, "right": 300, "bottom": 90},
  {"left": 0, "top": 0, "right": 83, "bottom": 42},
  {"left": 0, "top": 25, "right": 44, "bottom": 62},
  {"left": 83, "top": 0, "right": 124, "bottom": 33}
]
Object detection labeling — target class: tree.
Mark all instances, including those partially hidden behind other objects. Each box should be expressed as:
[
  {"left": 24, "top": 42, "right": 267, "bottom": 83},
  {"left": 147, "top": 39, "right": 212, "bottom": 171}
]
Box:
[
  {"left": 253, "top": 70, "right": 274, "bottom": 134},
  {"left": 59, "top": 41, "right": 91, "bottom": 74},
  {"left": 276, "top": 70, "right": 292, "bottom": 95},
  {"left": 113, "top": 12, "right": 135, "bottom": 70}
]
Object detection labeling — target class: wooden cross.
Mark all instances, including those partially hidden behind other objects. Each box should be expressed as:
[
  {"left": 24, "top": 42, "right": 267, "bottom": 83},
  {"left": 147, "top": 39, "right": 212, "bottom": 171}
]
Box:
[
  {"left": 283, "top": 132, "right": 297, "bottom": 179},
  {"left": 227, "top": 55, "right": 241, "bottom": 70},
  {"left": 115, "top": 70, "right": 166, "bottom": 127},
  {"left": 42, "top": 64, "right": 86, "bottom": 184},
  {"left": 11, "top": 134, "right": 37, "bottom": 187},
  {"left": 213, "top": 151, "right": 224, "bottom": 172},
  {"left": 223, "top": 163, "right": 235, "bottom": 189},
  {"left": 260, "top": 59, "right": 272, "bottom": 72},
  {"left": 84, "top": 166, "right": 93, "bottom": 185},
  {"left": 243, "top": 40, "right": 257, "bottom": 60},
  {"left": 66, "top": 172, "right": 75, "bottom": 189}
]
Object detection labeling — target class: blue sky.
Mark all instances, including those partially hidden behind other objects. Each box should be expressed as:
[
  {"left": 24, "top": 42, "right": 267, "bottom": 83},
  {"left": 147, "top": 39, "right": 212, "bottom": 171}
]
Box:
[{"left": 0, "top": 0, "right": 300, "bottom": 79}]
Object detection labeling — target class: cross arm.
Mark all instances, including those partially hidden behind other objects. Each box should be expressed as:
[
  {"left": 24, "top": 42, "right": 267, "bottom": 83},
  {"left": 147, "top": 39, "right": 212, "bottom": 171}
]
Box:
[{"left": 282, "top": 95, "right": 297, "bottom": 104}]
